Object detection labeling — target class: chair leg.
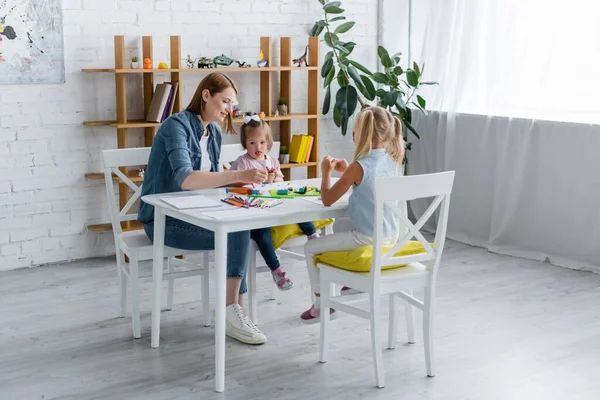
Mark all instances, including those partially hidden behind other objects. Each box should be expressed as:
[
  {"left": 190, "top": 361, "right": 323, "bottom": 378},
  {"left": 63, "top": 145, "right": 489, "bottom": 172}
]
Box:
[
  {"left": 423, "top": 286, "right": 435, "bottom": 377},
  {"left": 130, "top": 255, "right": 141, "bottom": 339},
  {"left": 202, "top": 252, "right": 211, "bottom": 327},
  {"left": 319, "top": 273, "right": 331, "bottom": 363},
  {"left": 405, "top": 289, "right": 416, "bottom": 344},
  {"left": 165, "top": 258, "right": 174, "bottom": 311},
  {"left": 248, "top": 249, "right": 258, "bottom": 325},
  {"left": 116, "top": 249, "right": 127, "bottom": 318},
  {"left": 387, "top": 294, "right": 398, "bottom": 349},
  {"left": 370, "top": 292, "right": 385, "bottom": 388}
]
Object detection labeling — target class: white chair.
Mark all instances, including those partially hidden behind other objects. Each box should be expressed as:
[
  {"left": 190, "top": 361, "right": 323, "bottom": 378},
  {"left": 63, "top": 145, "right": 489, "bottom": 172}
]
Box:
[
  {"left": 102, "top": 148, "right": 211, "bottom": 339},
  {"left": 219, "top": 143, "right": 333, "bottom": 325},
  {"left": 318, "top": 171, "right": 455, "bottom": 388}
]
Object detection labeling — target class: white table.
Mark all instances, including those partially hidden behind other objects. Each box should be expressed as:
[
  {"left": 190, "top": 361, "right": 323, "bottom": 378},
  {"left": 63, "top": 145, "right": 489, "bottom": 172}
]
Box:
[{"left": 141, "top": 178, "right": 348, "bottom": 392}]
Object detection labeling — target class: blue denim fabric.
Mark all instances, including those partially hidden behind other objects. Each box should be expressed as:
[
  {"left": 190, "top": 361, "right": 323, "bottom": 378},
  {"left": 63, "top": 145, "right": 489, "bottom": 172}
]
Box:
[
  {"left": 297, "top": 222, "right": 317, "bottom": 236},
  {"left": 138, "top": 110, "right": 222, "bottom": 225},
  {"left": 144, "top": 220, "right": 251, "bottom": 295}
]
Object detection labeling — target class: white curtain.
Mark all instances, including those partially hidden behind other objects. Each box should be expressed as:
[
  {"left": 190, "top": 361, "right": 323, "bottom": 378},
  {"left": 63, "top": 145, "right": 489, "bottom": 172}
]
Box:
[{"left": 406, "top": 0, "right": 600, "bottom": 272}]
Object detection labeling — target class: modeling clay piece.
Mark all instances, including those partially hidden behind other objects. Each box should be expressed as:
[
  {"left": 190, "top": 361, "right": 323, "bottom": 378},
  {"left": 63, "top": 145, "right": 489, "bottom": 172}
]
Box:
[
  {"left": 277, "top": 189, "right": 289, "bottom": 195},
  {"left": 257, "top": 50, "right": 268, "bottom": 68},
  {"left": 292, "top": 45, "right": 309, "bottom": 67}
]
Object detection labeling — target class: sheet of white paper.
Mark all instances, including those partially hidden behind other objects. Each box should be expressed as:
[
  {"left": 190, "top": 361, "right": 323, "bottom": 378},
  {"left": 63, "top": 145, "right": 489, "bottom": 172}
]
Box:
[
  {"left": 300, "top": 193, "right": 351, "bottom": 205},
  {"left": 202, "top": 208, "right": 268, "bottom": 219},
  {"left": 160, "top": 195, "right": 223, "bottom": 209}
]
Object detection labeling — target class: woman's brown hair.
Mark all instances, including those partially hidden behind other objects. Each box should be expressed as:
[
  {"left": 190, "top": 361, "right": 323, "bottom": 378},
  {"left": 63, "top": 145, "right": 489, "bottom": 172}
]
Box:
[{"left": 186, "top": 72, "right": 238, "bottom": 134}]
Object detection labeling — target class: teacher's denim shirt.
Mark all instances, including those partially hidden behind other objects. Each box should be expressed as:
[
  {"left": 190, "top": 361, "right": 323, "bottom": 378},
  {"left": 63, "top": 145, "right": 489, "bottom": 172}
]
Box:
[{"left": 138, "top": 110, "right": 222, "bottom": 224}]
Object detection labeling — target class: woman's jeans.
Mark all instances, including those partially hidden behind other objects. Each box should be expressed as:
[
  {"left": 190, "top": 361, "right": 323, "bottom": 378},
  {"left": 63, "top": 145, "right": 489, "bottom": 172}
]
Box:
[
  {"left": 144, "top": 218, "right": 250, "bottom": 294},
  {"left": 250, "top": 221, "right": 317, "bottom": 272}
]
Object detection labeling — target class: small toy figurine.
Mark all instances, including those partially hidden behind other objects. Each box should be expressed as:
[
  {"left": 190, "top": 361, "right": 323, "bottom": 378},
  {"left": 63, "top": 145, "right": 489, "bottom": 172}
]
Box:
[
  {"left": 143, "top": 58, "right": 152, "bottom": 69},
  {"left": 186, "top": 54, "right": 196, "bottom": 69},
  {"left": 232, "top": 106, "right": 241, "bottom": 118},
  {"left": 292, "top": 45, "right": 309, "bottom": 67},
  {"left": 198, "top": 57, "right": 215, "bottom": 68},
  {"left": 258, "top": 111, "right": 266, "bottom": 119},
  {"left": 158, "top": 62, "right": 168, "bottom": 69},
  {"left": 257, "top": 50, "right": 268, "bottom": 68},
  {"left": 273, "top": 109, "right": 279, "bottom": 117},
  {"left": 214, "top": 54, "right": 234, "bottom": 66}
]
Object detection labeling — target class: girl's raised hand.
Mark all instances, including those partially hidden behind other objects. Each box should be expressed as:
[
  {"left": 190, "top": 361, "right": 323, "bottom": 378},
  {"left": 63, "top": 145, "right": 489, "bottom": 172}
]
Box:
[
  {"left": 332, "top": 158, "right": 349, "bottom": 173},
  {"left": 321, "top": 155, "right": 334, "bottom": 175}
]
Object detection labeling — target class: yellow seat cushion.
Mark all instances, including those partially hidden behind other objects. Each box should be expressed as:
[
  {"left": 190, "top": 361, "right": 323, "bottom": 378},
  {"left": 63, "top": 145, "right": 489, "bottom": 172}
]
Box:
[
  {"left": 270, "top": 219, "right": 334, "bottom": 250},
  {"left": 314, "top": 241, "right": 430, "bottom": 272}
]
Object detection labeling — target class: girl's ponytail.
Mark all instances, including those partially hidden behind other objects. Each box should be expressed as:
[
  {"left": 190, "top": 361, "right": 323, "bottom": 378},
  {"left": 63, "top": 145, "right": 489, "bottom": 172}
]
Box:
[
  {"left": 353, "top": 108, "right": 375, "bottom": 161},
  {"left": 385, "top": 115, "right": 405, "bottom": 164}
]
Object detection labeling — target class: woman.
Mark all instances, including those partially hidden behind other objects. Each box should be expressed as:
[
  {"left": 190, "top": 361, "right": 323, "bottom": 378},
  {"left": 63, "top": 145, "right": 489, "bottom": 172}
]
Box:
[{"left": 138, "top": 72, "right": 268, "bottom": 345}]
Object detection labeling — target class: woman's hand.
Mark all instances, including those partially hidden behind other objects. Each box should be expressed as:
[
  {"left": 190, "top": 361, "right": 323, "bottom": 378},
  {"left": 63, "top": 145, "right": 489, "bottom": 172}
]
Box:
[
  {"left": 332, "top": 158, "right": 349, "bottom": 173},
  {"left": 239, "top": 168, "right": 268, "bottom": 185},
  {"left": 321, "top": 155, "right": 334, "bottom": 176}
]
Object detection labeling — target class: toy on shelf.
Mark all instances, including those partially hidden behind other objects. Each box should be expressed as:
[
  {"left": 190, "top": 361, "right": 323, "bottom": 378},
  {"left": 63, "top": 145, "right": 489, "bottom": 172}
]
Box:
[
  {"left": 258, "top": 111, "right": 266, "bottom": 119},
  {"left": 257, "top": 50, "right": 267, "bottom": 68},
  {"left": 232, "top": 105, "right": 241, "bottom": 118},
  {"left": 292, "top": 45, "right": 309, "bottom": 67},
  {"left": 198, "top": 57, "right": 215, "bottom": 68},
  {"left": 213, "top": 54, "right": 248, "bottom": 68},
  {"left": 273, "top": 109, "right": 279, "bottom": 117},
  {"left": 158, "top": 62, "right": 168, "bottom": 69},
  {"left": 186, "top": 54, "right": 196, "bottom": 68},
  {"left": 131, "top": 56, "right": 140, "bottom": 69},
  {"left": 277, "top": 97, "right": 288, "bottom": 116},
  {"left": 143, "top": 58, "right": 152, "bottom": 69}
]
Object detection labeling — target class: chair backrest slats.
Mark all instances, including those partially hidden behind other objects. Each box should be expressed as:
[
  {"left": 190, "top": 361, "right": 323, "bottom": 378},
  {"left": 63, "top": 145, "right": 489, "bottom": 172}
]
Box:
[{"left": 371, "top": 171, "right": 455, "bottom": 283}]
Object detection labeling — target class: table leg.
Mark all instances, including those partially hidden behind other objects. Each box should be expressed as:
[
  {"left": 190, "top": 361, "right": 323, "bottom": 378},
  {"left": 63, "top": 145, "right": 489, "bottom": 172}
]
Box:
[
  {"left": 151, "top": 208, "right": 166, "bottom": 349},
  {"left": 214, "top": 228, "right": 227, "bottom": 392}
]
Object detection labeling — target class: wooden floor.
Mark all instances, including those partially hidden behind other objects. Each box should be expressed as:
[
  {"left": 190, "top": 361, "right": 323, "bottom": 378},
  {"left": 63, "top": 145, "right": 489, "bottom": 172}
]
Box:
[{"left": 1, "top": 240, "right": 599, "bottom": 400}]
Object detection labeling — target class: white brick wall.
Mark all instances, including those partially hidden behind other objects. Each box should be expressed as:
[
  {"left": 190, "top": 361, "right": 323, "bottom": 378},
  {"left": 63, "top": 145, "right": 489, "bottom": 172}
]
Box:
[{"left": 0, "top": 0, "right": 378, "bottom": 271}]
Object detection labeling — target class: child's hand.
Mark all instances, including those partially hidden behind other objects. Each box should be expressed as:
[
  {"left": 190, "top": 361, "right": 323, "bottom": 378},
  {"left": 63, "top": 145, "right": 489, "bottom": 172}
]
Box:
[
  {"left": 321, "top": 155, "right": 334, "bottom": 175},
  {"left": 332, "top": 158, "right": 349, "bottom": 173},
  {"left": 266, "top": 171, "right": 277, "bottom": 183}
]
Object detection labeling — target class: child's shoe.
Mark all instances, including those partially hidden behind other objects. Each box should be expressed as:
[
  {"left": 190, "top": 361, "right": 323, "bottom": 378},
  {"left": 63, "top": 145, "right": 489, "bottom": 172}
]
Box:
[
  {"left": 307, "top": 233, "right": 320, "bottom": 240},
  {"left": 271, "top": 266, "right": 293, "bottom": 291},
  {"left": 300, "top": 305, "right": 338, "bottom": 324}
]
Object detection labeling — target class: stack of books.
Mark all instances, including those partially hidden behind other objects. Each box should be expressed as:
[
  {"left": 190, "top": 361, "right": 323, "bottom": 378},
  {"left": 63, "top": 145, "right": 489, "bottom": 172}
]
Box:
[
  {"left": 146, "top": 82, "right": 179, "bottom": 122},
  {"left": 288, "top": 134, "right": 314, "bottom": 163}
]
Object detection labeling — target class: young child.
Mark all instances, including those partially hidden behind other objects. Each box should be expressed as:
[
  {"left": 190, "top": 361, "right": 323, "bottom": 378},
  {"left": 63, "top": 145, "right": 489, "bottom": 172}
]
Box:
[
  {"left": 300, "top": 106, "right": 405, "bottom": 323},
  {"left": 231, "top": 115, "right": 319, "bottom": 291}
]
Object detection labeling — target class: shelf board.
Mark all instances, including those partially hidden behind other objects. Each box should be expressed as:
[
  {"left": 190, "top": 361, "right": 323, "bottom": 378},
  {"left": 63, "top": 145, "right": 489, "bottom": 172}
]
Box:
[
  {"left": 82, "top": 66, "right": 318, "bottom": 73},
  {"left": 85, "top": 172, "right": 144, "bottom": 183},
  {"left": 280, "top": 162, "right": 318, "bottom": 169},
  {"left": 84, "top": 114, "right": 317, "bottom": 128},
  {"left": 88, "top": 220, "right": 143, "bottom": 232}
]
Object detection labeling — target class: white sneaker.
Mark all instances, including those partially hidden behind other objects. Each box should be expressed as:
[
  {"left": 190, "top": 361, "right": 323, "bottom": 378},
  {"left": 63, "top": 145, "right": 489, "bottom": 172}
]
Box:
[{"left": 225, "top": 304, "right": 266, "bottom": 345}]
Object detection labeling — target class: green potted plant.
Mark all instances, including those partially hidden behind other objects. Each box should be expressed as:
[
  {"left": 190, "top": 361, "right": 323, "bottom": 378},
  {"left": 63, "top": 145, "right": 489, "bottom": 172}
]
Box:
[
  {"left": 279, "top": 145, "right": 289, "bottom": 164},
  {"left": 310, "top": 0, "right": 437, "bottom": 161},
  {"left": 277, "top": 97, "right": 288, "bottom": 116},
  {"left": 131, "top": 56, "right": 140, "bottom": 69}
]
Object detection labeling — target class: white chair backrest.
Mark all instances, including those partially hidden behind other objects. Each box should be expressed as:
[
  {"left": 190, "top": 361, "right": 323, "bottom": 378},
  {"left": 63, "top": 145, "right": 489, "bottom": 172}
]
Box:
[
  {"left": 219, "top": 142, "right": 280, "bottom": 171},
  {"left": 102, "top": 147, "right": 152, "bottom": 236},
  {"left": 371, "top": 171, "right": 455, "bottom": 281}
]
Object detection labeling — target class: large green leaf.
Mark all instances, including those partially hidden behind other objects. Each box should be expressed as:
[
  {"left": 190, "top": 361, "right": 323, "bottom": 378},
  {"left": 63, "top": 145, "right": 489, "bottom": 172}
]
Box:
[
  {"left": 324, "top": 5, "right": 344, "bottom": 13},
  {"left": 335, "top": 21, "right": 355, "bottom": 34},
  {"left": 420, "top": 81, "right": 439, "bottom": 85},
  {"left": 383, "top": 91, "right": 399, "bottom": 108},
  {"left": 315, "top": 19, "right": 329, "bottom": 27},
  {"left": 321, "top": 57, "right": 334, "bottom": 78},
  {"left": 375, "top": 88, "right": 387, "bottom": 97},
  {"left": 407, "top": 70, "right": 419, "bottom": 87},
  {"left": 417, "top": 95, "right": 426, "bottom": 109},
  {"left": 342, "top": 41, "right": 356, "bottom": 54},
  {"left": 325, "top": 1, "right": 341, "bottom": 8},
  {"left": 340, "top": 114, "right": 349, "bottom": 136},
  {"left": 347, "top": 66, "right": 361, "bottom": 85},
  {"left": 335, "top": 85, "right": 358, "bottom": 118},
  {"left": 323, "top": 86, "right": 331, "bottom": 115},
  {"left": 348, "top": 60, "right": 372, "bottom": 75},
  {"left": 403, "top": 119, "right": 420, "bottom": 139},
  {"left": 334, "top": 44, "right": 349, "bottom": 54},
  {"left": 324, "top": 32, "right": 339, "bottom": 47},
  {"left": 310, "top": 24, "right": 324, "bottom": 37},
  {"left": 413, "top": 61, "right": 421, "bottom": 77},
  {"left": 329, "top": 16, "right": 346, "bottom": 22},
  {"left": 324, "top": 50, "right": 334, "bottom": 63},
  {"left": 377, "top": 46, "right": 393, "bottom": 68},
  {"left": 360, "top": 75, "right": 376, "bottom": 100},
  {"left": 337, "top": 70, "right": 348, "bottom": 87},
  {"left": 393, "top": 66, "right": 403, "bottom": 76},
  {"left": 324, "top": 65, "right": 336, "bottom": 87},
  {"left": 371, "top": 72, "right": 391, "bottom": 85},
  {"left": 333, "top": 104, "right": 342, "bottom": 127}
]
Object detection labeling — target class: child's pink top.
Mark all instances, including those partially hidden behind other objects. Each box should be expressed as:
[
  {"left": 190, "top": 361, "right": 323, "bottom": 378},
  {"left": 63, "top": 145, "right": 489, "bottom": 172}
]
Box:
[{"left": 230, "top": 153, "right": 284, "bottom": 177}]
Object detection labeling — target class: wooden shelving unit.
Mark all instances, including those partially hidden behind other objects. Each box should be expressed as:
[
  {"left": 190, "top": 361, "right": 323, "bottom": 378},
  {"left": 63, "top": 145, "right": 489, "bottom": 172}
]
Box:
[{"left": 83, "top": 35, "right": 320, "bottom": 232}]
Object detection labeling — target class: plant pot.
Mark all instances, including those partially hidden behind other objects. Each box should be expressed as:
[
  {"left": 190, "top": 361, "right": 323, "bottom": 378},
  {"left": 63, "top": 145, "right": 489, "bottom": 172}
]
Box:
[
  {"left": 131, "top": 61, "right": 140, "bottom": 69},
  {"left": 279, "top": 154, "right": 289, "bottom": 164}
]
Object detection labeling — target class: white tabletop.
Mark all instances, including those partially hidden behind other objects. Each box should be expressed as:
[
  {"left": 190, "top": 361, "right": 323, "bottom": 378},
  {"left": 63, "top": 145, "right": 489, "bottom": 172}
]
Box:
[{"left": 142, "top": 178, "right": 349, "bottom": 232}]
